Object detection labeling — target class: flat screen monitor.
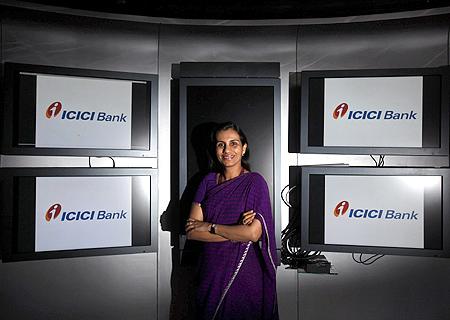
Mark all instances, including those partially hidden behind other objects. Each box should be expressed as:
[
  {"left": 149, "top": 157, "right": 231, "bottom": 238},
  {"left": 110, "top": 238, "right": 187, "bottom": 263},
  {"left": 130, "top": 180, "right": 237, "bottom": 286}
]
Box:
[
  {"left": 2, "top": 63, "right": 158, "bottom": 157},
  {"left": 0, "top": 168, "right": 157, "bottom": 262},
  {"left": 290, "top": 165, "right": 450, "bottom": 257},
  {"left": 289, "top": 67, "right": 449, "bottom": 155}
]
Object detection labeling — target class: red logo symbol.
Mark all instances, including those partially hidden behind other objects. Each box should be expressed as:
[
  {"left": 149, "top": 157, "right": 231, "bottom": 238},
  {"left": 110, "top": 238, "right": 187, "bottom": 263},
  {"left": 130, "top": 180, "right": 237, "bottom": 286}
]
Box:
[
  {"left": 45, "top": 203, "right": 62, "bottom": 222},
  {"left": 334, "top": 201, "right": 349, "bottom": 217},
  {"left": 333, "top": 103, "right": 349, "bottom": 119},
  {"left": 46, "top": 102, "right": 62, "bottom": 118}
]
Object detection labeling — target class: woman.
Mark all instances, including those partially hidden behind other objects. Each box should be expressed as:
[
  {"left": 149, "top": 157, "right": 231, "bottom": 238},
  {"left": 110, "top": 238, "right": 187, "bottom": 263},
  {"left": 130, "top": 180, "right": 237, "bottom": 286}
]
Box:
[{"left": 185, "top": 122, "right": 279, "bottom": 320}]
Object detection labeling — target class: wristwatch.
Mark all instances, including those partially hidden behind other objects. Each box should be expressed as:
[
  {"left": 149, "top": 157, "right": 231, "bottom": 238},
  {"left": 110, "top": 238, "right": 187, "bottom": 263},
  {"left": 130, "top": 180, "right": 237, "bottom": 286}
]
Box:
[{"left": 209, "top": 223, "right": 217, "bottom": 234}]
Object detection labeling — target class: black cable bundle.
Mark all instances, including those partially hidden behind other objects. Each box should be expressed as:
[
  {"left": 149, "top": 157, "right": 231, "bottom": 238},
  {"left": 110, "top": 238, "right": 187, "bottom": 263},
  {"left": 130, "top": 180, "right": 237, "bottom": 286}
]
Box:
[{"left": 280, "top": 185, "right": 321, "bottom": 268}]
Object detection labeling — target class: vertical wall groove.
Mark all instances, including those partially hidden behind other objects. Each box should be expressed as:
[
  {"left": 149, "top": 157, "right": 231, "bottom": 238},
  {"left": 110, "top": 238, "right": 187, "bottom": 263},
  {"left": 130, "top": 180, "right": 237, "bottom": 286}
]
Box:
[{"left": 447, "top": 23, "right": 449, "bottom": 66}]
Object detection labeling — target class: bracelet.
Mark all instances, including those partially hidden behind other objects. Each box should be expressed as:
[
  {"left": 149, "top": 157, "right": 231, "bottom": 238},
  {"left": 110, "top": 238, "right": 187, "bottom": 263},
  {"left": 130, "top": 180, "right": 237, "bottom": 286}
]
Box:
[{"left": 209, "top": 223, "right": 217, "bottom": 234}]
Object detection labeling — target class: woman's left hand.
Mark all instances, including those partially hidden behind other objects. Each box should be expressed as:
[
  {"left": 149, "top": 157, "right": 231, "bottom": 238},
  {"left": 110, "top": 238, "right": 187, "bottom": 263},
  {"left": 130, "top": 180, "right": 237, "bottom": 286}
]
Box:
[
  {"left": 185, "top": 218, "right": 211, "bottom": 233},
  {"left": 241, "top": 210, "right": 256, "bottom": 225}
]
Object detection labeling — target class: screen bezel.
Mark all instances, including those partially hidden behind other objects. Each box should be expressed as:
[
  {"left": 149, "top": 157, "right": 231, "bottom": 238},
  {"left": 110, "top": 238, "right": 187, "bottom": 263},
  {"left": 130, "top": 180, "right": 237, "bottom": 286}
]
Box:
[
  {"left": 2, "top": 62, "right": 158, "bottom": 157},
  {"left": 296, "top": 165, "right": 450, "bottom": 257},
  {"left": 297, "top": 67, "right": 449, "bottom": 155},
  {"left": 0, "top": 167, "right": 158, "bottom": 262}
]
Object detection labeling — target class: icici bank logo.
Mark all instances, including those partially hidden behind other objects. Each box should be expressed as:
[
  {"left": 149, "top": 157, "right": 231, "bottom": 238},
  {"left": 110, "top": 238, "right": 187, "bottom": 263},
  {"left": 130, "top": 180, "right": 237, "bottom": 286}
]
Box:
[
  {"left": 46, "top": 102, "right": 62, "bottom": 119},
  {"left": 45, "top": 203, "right": 62, "bottom": 222},
  {"left": 332, "top": 102, "right": 349, "bottom": 119},
  {"left": 334, "top": 201, "right": 349, "bottom": 217}
]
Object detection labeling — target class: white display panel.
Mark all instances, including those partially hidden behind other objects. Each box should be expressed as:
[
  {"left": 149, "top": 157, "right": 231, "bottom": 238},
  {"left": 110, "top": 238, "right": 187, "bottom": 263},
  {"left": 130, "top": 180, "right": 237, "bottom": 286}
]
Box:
[
  {"left": 35, "top": 75, "right": 132, "bottom": 149},
  {"left": 35, "top": 177, "right": 132, "bottom": 252},
  {"left": 323, "top": 76, "right": 423, "bottom": 147},
  {"left": 324, "top": 175, "right": 439, "bottom": 249}
]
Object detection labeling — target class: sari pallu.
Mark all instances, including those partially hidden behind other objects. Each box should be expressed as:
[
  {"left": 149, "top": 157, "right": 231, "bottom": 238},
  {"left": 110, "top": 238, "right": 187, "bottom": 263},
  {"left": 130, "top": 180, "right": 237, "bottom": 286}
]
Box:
[{"left": 193, "top": 172, "right": 279, "bottom": 320}]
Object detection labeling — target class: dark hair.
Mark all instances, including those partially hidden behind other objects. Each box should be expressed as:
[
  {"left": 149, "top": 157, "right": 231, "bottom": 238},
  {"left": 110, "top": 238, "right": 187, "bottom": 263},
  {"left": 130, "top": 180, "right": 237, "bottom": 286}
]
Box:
[{"left": 210, "top": 121, "right": 251, "bottom": 173}]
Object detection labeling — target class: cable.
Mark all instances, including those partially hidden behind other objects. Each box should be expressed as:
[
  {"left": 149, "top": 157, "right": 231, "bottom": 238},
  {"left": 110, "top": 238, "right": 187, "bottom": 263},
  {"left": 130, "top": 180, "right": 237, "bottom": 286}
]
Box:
[
  {"left": 378, "top": 155, "right": 385, "bottom": 167},
  {"left": 369, "top": 154, "right": 386, "bottom": 167},
  {"left": 280, "top": 184, "right": 322, "bottom": 268},
  {"left": 88, "top": 156, "right": 116, "bottom": 167},
  {"left": 362, "top": 254, "right": 385, "bottom": 265},
  {"left": 360, "top": 253, "right": 384, "bottom": 264},
  {"left": 281, "top": 184, "right": 291, "bottom": 207},
  {"left": 108, "top": 156, "right": 116, "bottom": 167},
  {"left": 281, "top": 184, "right": 296, "bottom": 208},
  {"left": 352, "top": 253, "right": 385, "bottom": 265},
  {"left": 357, "top": 155, "right": 386, "bottom": 265}
]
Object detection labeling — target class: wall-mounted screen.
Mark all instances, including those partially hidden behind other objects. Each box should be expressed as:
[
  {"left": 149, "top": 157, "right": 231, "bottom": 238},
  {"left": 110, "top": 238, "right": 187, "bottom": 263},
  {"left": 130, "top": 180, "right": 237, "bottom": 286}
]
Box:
[
  {"left": 2, "top": 63, "right": 158, "bottom": 157},
  {"left": 289, "top": 166, "right": 450, "bottom": 257},
  {"left": 0, "top": 168, "right": 157, "bottom": 262},
  {"left": 288, "top": 67, "right": 449, "bottom": 155}
]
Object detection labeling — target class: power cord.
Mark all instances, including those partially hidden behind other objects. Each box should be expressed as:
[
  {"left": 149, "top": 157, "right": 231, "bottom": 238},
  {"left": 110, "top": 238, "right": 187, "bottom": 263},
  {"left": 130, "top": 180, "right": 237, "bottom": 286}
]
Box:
[
  {"left": 352, "top": 253, "right": 385, "bottom": 265},
  {"left": 370, "top": 154, "right": 385, "bottom": 167},
  {"left": 88, "top": 156, "right": 116, "bottom": 167}
]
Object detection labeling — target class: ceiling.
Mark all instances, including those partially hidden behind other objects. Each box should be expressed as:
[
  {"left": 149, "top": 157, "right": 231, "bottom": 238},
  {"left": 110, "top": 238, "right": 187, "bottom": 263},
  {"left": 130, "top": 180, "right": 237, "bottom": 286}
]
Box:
[{"left": 13, "top": 0, "right": 450, "bottom": 20}]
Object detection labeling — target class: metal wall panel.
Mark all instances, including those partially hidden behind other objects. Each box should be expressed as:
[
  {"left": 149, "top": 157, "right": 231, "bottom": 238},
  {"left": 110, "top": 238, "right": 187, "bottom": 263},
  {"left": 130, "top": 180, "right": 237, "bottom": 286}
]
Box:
[
  {"left": 158, "top": 23, "right": 298, "bottom": 320},
  {"left": 294, "top": 14, "right": 450, "bottom": 320},
  {"left": 0, "top": 254, "right": 158, "bottom": 320},
  {"left": 297, "top": 15, "right": 450, "bottom": 70},
  {"left": 0, "top": 8, "right": 159, "bottom": 320},
  {"left": 1, "top": 5, "right": 449, "bottom": 320},
  {"left": 2, "top": 8, "right": 159, "bottom": 73}
]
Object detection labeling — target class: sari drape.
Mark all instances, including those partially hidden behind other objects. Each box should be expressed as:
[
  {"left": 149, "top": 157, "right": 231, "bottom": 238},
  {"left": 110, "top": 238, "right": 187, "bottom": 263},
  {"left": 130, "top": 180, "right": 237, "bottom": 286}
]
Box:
[{"left": 193, "top": 172, "right": 279, "bottom": 320}]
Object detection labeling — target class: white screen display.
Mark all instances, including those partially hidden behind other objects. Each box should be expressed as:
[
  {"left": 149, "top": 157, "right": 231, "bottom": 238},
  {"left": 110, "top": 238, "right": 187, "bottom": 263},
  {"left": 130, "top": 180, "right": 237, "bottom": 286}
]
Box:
[
  {"left": 35, "top": 176, "right": 132, "bottom": 252},
  {"left": 324, "top": 175, "right": 440, "bottom": 248},
  {"left": 35, "top": 75, "right": 132, "bottom": 149},
  {"left": 323, "top": 76, "right": 423, "bottom": 147}
]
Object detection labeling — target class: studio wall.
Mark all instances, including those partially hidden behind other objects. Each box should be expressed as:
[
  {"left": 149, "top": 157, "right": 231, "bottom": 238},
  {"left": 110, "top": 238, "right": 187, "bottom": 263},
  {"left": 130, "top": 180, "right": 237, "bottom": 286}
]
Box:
[
  {"left": 0, "top": 8, "right": 160, "bottom": 320},
  {"left": 294, "top": 13, "right": 450, "bottom": 320},
  {"left": 1, "top": 4, "right": 449, "bottom": 320}
]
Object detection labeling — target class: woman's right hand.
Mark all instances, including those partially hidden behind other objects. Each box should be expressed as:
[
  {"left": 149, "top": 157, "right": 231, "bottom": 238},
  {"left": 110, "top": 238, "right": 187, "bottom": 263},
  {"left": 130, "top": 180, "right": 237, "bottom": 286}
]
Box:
[
  {"left": 241, "top": 210, "right": 256, "bottom": 225},
  {"left": 185, "top": 218, "right": 211, "bottom": 233}
]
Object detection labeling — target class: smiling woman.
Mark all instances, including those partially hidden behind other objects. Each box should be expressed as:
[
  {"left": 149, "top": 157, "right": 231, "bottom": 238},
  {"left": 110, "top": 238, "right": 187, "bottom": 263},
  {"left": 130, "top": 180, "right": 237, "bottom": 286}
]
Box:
[{"left": 185, "top": 121, "right": 279, "bottom": 320}]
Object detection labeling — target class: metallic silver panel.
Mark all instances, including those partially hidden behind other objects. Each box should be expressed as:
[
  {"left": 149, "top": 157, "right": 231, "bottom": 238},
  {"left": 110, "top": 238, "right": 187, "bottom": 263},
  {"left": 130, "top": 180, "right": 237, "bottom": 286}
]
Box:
[
  {"left": 297, "top": 15, "right": 450, "bottom": 70},
  {"left": 1, "top": 5, "right": 449, "bottom": 320},
  {"left": 298, "top": 253, "right": 450, "bottom": 320},
  {"left": 1, "top": 9, "right": 160, "bottom": 320},
  {"left": 2, "top": 9, "right": 158, "bottom": 73},
  {"left": 159, "top": 23, "right": 297, "bottom": 320},
  {"left": 294, "top": 13, "right": 450, "bottom": 320},
  {"left": 0, "top": 253, "right": 158, "bottom": 319}
]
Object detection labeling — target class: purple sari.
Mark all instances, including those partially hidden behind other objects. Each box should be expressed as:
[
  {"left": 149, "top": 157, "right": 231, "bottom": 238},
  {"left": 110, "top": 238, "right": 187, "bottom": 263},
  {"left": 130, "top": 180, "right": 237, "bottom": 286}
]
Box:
[{"left": 193, "top": 172, "right": 279, "bottom": 320}]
